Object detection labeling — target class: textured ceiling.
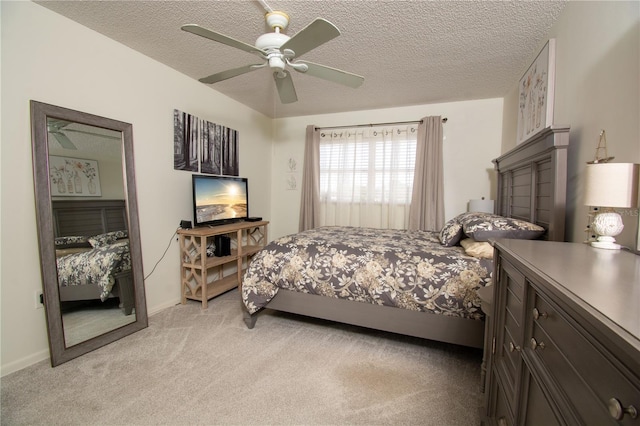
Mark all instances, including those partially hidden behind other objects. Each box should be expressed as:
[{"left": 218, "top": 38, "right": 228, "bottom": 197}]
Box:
[{"left": 35, "top": 0, "right": 567, "bottom": 118}]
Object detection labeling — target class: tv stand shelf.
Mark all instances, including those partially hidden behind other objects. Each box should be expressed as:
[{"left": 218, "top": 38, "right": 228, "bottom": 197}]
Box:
[{"left": 178, "top": 221, "right": 268, "bottom": 309}]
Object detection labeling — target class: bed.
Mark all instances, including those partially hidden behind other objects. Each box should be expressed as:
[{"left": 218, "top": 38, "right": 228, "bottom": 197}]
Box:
[
  {"left": 242, "top": 126, "right": 570, "bottom": 348},
  {"left": 52, "top": 200, "right": 135, "bottom": 315}
]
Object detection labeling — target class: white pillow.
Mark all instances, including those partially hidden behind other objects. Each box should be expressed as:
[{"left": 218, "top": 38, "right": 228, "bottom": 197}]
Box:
[{"left": 460, "top": 238, "right": 494, "bottom": 259}]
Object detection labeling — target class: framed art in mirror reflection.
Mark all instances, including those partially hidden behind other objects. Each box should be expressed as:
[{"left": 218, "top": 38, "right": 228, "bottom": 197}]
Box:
[{"left": 49, "top": 156, "right": 101, "bottom": 196}]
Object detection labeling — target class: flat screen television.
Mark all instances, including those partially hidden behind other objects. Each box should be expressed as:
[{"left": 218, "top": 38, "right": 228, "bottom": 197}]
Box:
[{"left": 192, "top": 175, "right": 249, "bottom": 227}]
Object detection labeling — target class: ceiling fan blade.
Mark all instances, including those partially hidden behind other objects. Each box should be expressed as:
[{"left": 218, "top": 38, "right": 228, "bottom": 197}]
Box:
[
  {"left": 199, "top": 64, "right": 264, "bottom": 84},
  {"left": 280, "top": 18, "right": 340, "bottom": 58},
  {"left": 64, "top": 129, "right": 121, "bottom": 140},
  {"left": 181, "top": 24, "right": 264, "bottom": 55},
  {"left": 295, "top": 60, "right": 364, "bottom": 88},
  {"left": 51, "top": 132, "right": 77, "bottom": 150},
  {"left": 48, "top": 119, "right": 70, "bottom": 130},
  {"left": 273, "top": 72, "right": 298, "bottom": 104}
]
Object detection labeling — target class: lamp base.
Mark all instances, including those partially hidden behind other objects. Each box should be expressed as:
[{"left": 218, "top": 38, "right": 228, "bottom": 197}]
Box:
[
  {"left": 590, "top": 212, "right": 624, "bottom": 250},
  {"left": 590, "top": 240, "right": 622, "bottom": 250}
]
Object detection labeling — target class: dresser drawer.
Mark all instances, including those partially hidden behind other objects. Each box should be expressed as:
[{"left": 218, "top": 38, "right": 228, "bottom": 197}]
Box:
[
  {"left": 492, "top": 376, "right": 514, "bottom": 426},
  {"left": 502, "top": 310, "right": 521, "bottom": 376},
  {"left": 505, "top": 284, "right": 522, "bottom": 333},
  {"left": 496, "top": 322, "right": 520, "bottom": 411},
  {"left": 501, "top": 257, "right": 525, "bottom": 378},
  {"left": 501, "top": 258, "right": 525, "bottom": 302},
  {"left": 522, "top": 368, "right": 560, "bottom": 426},
  {"left": 494, "top": 258, "right": 527, "bottom": 414},
  {"left": 530, "top": 293, "right": 640, "bottom": 424}
]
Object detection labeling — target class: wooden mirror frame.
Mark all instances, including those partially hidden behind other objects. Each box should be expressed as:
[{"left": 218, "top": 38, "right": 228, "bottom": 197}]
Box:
[{"left": 30, "top": 100, "right": 148, "bottom": 366}]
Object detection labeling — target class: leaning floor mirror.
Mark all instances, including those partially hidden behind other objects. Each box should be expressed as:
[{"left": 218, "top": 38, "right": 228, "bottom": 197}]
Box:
[{"left": 30, "top": 100, "right": 148, "bottom": 366}]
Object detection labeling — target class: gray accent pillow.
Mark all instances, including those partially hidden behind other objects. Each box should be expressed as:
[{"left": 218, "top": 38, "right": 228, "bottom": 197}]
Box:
[
  {"left": 439, "top": 218, "right": 463, "bottom": 246},
  {"left": 88, "top": 230, "right": 128, "bottom": 248},
  {"left": 54, "top": 235, "right": 90, "bottom": 248},
  {"left": 460, "top": 212, "right": 545, "bottom": 242}
]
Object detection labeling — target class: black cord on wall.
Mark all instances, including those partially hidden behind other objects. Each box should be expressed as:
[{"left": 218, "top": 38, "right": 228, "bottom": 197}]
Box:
[{"left": 144, "top": 228, "right": 179, "bottom": 280}]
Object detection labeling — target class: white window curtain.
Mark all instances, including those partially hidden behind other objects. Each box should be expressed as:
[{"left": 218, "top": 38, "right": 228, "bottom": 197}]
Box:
[{"left": 317, "top": 125, "right": 418, "bottom": 229}]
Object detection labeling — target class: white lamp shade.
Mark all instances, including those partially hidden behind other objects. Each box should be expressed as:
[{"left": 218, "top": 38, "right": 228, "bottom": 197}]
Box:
[
  {"left": 584, "top": 163, "right": 639, "bottom": 208},
  {"left": 469, "top": 199, "right": 495, "bottom": 214}
]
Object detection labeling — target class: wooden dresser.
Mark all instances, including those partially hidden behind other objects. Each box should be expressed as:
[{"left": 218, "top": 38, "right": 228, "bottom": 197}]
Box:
[{"left": 483, "top": 239, "right": 640, "bottom": 425}]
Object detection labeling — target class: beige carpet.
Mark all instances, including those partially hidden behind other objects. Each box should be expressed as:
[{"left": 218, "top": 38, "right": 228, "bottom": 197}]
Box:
[{"left": 1, "top": 289, "right": 483, "bottom": 425}]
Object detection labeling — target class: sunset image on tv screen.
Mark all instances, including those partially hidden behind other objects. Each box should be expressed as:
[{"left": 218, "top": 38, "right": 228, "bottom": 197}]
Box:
[{"left": 195, "top": 178, "right": 247, "bottom": 223}]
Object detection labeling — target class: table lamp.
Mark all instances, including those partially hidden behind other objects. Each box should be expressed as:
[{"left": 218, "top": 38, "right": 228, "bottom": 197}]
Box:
[
  {"left": 584, "top": 163, "right": 639, "bottom": 250},
  {"left": 468, "top": 197, "right": 495, "bottom": 214}
]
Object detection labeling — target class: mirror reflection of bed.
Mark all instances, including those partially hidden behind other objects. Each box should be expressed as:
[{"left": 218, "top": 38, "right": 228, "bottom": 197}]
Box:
[
  {"left": 52, "top": 200, "right": 136, "bottom": 347},
  {"left": 47, "top": 119, "right": 136, "bottom": 348}
]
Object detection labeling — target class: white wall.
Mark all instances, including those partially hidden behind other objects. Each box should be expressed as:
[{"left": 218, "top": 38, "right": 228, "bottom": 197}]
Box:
[
  {"left": 502, "top": 1, "right": 639, "bottom": 247},
  {"left": 270, "top": 99, "right": 504, "bottom": 240},
  {"left": 1, "top": 1, "right": 272, "bottom": 375}
]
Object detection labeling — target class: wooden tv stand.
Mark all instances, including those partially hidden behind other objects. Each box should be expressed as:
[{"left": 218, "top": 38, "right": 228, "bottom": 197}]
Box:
[{"left": 178, "top": 221, "right": 268, "bottom": 309}]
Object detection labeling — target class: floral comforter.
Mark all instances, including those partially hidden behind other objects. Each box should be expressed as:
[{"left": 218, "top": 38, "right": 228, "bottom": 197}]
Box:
[
  {"left": 56, "top": 240, "right": 131, "bottom": 301},
  {"left": 242, "top": 227, "right": 493, "bottom": 320}
]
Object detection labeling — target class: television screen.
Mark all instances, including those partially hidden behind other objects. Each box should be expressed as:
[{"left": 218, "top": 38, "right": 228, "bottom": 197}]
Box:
[{"left": 192, "top": 175, "right": 248, "bottom": 227}]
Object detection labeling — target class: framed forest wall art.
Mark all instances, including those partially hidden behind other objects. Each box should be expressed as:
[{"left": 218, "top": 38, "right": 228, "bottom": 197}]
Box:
[
  {"left": 173, "top": 109, "right": 239, "bottom": 175},
  {"left": 173, "top": 109, "right": 199, "bottom": 172},
  {"left": 517, "top": 39, "right": 556, "bottom": 145},
  {"left": 200, "top": 120, "right": 239, "bottom": 176}
]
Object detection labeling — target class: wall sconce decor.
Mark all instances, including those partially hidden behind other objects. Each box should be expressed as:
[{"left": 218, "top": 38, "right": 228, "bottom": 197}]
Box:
[{"left": 584, "top": 163, "right": 639, "bottom": 249}]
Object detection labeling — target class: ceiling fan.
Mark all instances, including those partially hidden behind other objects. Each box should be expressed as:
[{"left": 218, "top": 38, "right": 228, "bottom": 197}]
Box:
[
  {"left": 181, "top": 10, "right": 365, "bottom": 104},
  {"left": 47, "top": 119, "right": 121, "bottom": 150}
]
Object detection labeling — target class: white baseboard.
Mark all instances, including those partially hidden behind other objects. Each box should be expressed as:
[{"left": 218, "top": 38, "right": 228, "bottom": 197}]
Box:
[
  {"left": 148, "top": 298, "right": 182, "bottom": 316},
  {"left": 1, "top": 298, "right": 182, "bottom": 377},
  {"left": 1, "top": 349, "right": 50, "bottom": 377}
]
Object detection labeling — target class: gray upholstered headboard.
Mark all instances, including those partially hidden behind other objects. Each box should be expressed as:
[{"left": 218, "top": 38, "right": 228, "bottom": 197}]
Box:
[
  {"left": 52, "top": 199, "right": 128, "bottom": 238},
  {"left": 493, "top": 126, "right": 570, "bottom": 242}
]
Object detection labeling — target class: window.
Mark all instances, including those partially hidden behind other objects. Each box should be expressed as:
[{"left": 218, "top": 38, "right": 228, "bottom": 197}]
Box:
[{"left": 318, "top": 126, "right": 417, "bottom": 229}]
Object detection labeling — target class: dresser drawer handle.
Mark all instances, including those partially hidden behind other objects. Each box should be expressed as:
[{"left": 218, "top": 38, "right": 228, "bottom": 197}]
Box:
[
  {"left": 509, "top": 341, "right": 521, "bottom": 352},
  {"left": 532, "top": 307, "right": 548, "bottom": 320},
  {"left": 608, "top": 398, "right": 638, "bottom": 420},
  {"left": 530, "top": 338, "right": 545, "bottom": 350}
]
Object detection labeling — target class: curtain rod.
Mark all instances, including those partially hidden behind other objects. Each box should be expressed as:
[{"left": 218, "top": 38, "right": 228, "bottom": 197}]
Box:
[{"left": 315, "top": 117, "right": 447, "bottom": 131}]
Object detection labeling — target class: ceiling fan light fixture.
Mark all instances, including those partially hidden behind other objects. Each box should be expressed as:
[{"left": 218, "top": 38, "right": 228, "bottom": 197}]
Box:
[
  {"left": 255, "top": 32, "right": 290, "bottom": 50},
  {"left": 268, "top": 55, "right": 286, "bottom": 71}
]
